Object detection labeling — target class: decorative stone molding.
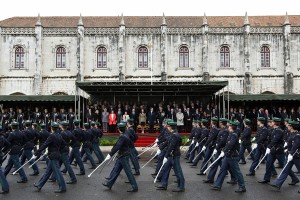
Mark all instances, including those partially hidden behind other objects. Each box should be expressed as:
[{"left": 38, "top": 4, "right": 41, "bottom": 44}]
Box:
[
  {"left": 250, "top": 27, "right": 282, "bottom": 34},
  {"left": 291, "top": 27, "right": 300, "bottom": 33},
  {"left": 175, "top": 67, "right": 195, "bottom": 71},
  {"left": 209, "top": 27, "right": 243, "bottom": 34},
  {"left": 126, "top": 28, "right": 160, "bottom": 35},
  {"left": 167, "top": 28, "right": 201, "bottom": 35},
  {"left": 43, "top": 28, "right": 77, "bottom": 36},
  {"left": 216, "top": 67, "right": 236, "bottom": 71},
  {"left": 1, "top": 28, "right": 35, "bottom": 35},
  {"left": 85, "top": 28, "right": 119, "bottom": 35}
]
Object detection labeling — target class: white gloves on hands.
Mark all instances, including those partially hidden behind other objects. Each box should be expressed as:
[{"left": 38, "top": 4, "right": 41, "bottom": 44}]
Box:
[
  {"left": 163, "top": 157, "right": 168, "bottom": 164},
  {"left": 219, "top": 151, "right": 225, "bottom": 158},
  {"left": 187, "top": 139, "right": 190, "bottom": 143},
  {"left": 252, "top": 144, "right": 258, "bottom": 149},
  {"left": 239, "top": 139, "right": 241, "bottom": 144},
  {"left": 31, "top": 155, "right": 37, "bottom": 160},
  {"left": 105, "top": 154, "right": 111, "bottom": 161},
  {"left": 157, "top": 149, "right": 161, "bottom": 155},
  {"left": 288, "top": 154, "right": 293, "bottom": 162},
  {"left": 213, "top": 149, "right": 218, "bottom": 155},
  {"left": 284, "top": 142, "right": 287, "bottom": 148},
  {"left": 251, "top": 137, "right": 256, "bottom": 142},
  {"left": 265, "top": 148, "right": 271, "bottom": 155},
  {"left": 195, "top": 142, "right": 199, "bottom": 147},
  {"left": 202, "top": 146, "right": 206, "bottom": 151},
  {"left": 155, "top": 138, "right": 159, "bottom": 143},
  {"left": 191, "top": 140, "right": 195, "bottom": 145}
]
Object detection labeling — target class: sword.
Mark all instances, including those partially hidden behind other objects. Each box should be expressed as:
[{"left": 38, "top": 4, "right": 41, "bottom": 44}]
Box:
[
  {"left": 29, "top": 151, "right": 47, "bottom": 168},
  {"left": 193, "top": 148, "right": 205, "bottom": 163},
  {"left": 13, "top": 157, "right": 35, "bottom": 175},
  {"left": 254, "top": 153, "right": 269, "bottom": 171},
  {"left": 203, "top": 154, "right": 223, "bottom": 174},
  {"left": 88, "top": 159, "right": 109, "bottom": 178},
  {"left": 138, "top": 143, "right": 157, "bottom": 157},
  {"left": 245, "top": 148, "right": 255, "bottom": 160},
  {"left": 142, "top": 152, "right": 159, "bottom": 168},
  {"left": 201, "top": 153, "right": 216, "bottom": 172},
  {"left": 278, "top": 151, "right": 298, "bottom": 177},
  {"left": 180, "top": 140, "right": 190, "bottom": 149},
  {"left": 154, "top": 160, "right": 167, "bottom": 183}
]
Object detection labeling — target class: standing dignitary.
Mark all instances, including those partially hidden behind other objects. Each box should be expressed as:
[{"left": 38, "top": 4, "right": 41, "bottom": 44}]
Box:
[
  {"left": 102, "top": 123, "right": 138, "bottom": 192},
  {"left": 33, "top": 122, "right": 67, "bottom": 193}
]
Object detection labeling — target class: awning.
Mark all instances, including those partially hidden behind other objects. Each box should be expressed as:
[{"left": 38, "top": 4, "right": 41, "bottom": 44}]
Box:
[
  {"left": 0, "top": 95, "right": 77, "bottom": 102},
  {"left": 76, "top": 81, "right": 228, "bottom": 96},
  {"left": 225, "top": 94, "right": 300, "bottom": 101}
]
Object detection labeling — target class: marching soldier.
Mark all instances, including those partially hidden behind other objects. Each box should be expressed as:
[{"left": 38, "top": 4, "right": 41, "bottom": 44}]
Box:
[
  {"left": 90, "top": 121, "right": 105, "bottom": 163},
  {"left": 0, "top": 131, "right": 10, "bottom": 194},
  {"left": 211, "top": 121, "right": 246, "bottom": 193},
  {"left": 102, "top": 122, "right": 138, "bottom": 192},
  {"left": 81, "top": 123, "right": 97, "bottom": 169},
  {"left": 239, "top": 119, "right": 254, "bottom": 164},
  {"left": 33, "top": 122, "right": 67, "bottom": 193},
  {"left": 33, "top": 107, "right": 42, "bottom": 124},
  {"left": 126, "top": 119, "right": 140, "bottom": 176}
]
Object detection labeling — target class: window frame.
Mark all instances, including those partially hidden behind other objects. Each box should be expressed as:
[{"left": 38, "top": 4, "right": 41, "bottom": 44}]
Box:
[
  {"left": 97, "top": 46, "right": 107, "bottom": 68},
  {"left": 56, "top": 47, "right": 66, "bottom": 68},
  {"left": 15, "top": 46, "right": 25, "bottom": 69},
  {"left": 138, "top": 46, "right": 148, "bottom": 68},
  {"left": 179, "top": 46, "right": 189, "bottom": 68},
  {"left": 260, "top": 46, "right": 270, "bottom": 68},
  {"left": 220, "top": 46, "right": 230, "bottom": 68}
]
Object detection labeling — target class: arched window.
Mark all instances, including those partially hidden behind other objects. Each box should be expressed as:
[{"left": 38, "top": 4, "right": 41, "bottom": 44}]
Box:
[
  {"left": 56, "top": 47, "right": 66, "bottom": 68},
  {"left": 179, "top": 46, "right": 189, "bottom": 68},
  {"left": 261, "top": 46, "right": 270, "bottom": 67},
  {"left": 15, "top": 47, "right": 25, "bottom": 69},
  {"left": 138, "top": 46, "right": 148, "bottom": 68},
  {"left": 220, "top": 46, "right": 230, "bottom": 67},
  {"left": 97, "top": 47, "right": 107, "bottom": 68}
]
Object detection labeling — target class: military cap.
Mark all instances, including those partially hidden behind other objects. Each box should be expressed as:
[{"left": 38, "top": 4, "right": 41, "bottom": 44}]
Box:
[
  {"left": 60, "top": 121, "right": 69, "bottom": 126},
  {"left": 219, "top": 118, "right": 229, "bottom": 122},
  {"left": 32, "top": 123, "right": 38, "bottom": 126},
  {"left": 73, "top": 119, "right": 81, "bottom": 124},
  {"left": 193, "top": 120, "right": 198, "bottom": 123},
  {"left": 11, "top": 121, "right": 19, "bottom": 126},
  {"left": 90, "top": 121, "right": 96, "bottom": 126},
  {"left": 267, "top": 119, "right": 273, "bottom": 123},
  {"left": 24, "top": 120, "right": 31, "bottom": 126},
  {"left": 288, "top": 121, "right": 299, "bottom": 126},
  {"left": 127, "top": 119, "right": 135, "bottom": 123},
  {"left": 40, "top": 123, "right": 46, "bottom": 127},
  {"left": 95, "top": 122, "right": 100, "bottom": 125},
  {"left": 211, "top": 117, "right": 218, "bottom": 121},
  {"left": 284, "top": 118, "right": 291, "bottom": 122},
  {"left": 51, "top": 122, "right": 59, "bottom": 128},
  {"left": 257, "top": 117, "right": 266, "bottom": 122},
  {"left": 167, "top": 121, "right": 177, "bottom": 126},
  {"left": 201, "top": 119, "right": 209, "bottom": 123},
  {"left": 83, "top": 123, "right": 90, "bottom": 127},
  {"left": 272, "top": 117, "right": 281, "bottom": 122},
  {"left": 229, "top": 121, "right": 240, "bottom": 126},
  {"left": 244, "top": 118, "right": 251, "bottom": 123},
  {"left": 117, "top": 123, "right": 127, "bottom": 128}
]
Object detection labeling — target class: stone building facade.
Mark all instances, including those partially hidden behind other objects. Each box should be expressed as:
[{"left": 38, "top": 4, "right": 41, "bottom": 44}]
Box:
[{"left": 0, "top": 13, "right": 300, "bottom": 97}]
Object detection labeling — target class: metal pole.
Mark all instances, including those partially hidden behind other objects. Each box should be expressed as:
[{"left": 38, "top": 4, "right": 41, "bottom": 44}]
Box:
[
  {"left": 222, "top": 88, "right": 225, "bottom": 118},
  {"left": 227, "top": 89, "right": 229, "bottom": 120},
  {"left": 78, "top": 90, "right": 81, "bottom": 121},
  {"left": 75, "top": 86, "right": 77, "bottom": 119},
  {"left": 218, "top": 91, "right": 221, "bottom": 120},
  {"left": 82, "top": 97, "right": 85, "bottom": 123}
]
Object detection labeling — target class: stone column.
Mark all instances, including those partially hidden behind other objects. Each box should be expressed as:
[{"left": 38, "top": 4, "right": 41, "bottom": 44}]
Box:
[
  {"left": 201, "top": 13, "right": 209, "bottom": 82},
  {"left": 77, "top": 14, "right": 84, "bottom": 82},
  {"left": 243, "top": 12, "right": 252, "bottom": 94},
  {"left": 160, "top": 13, "right": 167, "bottom": 81},
  {"left": 34, "top": 14, "right": 43, "bottom": 95},
  {"left": 283, "top": 13, "right": 293, "bottom": 94},
  {"left": 118, "top": 14, "right": 126, "bottom": 81}
]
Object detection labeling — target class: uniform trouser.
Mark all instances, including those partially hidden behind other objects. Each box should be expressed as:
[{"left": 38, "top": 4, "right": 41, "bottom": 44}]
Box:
[
  {"left": 160, "top": 157, "right": 173, "bottom": 188},
  {"left": 275, "top": 158, "right": 300, "bottom": 188},
  {"left": 188, "top": 144, "right": 198, "bottom": 162},
  {"left": 106, "top": 156, "right": 138, "bottom": 190},
  {"left": 57, "top": 152, "right": 76, "bottom": 182},
  {"left": 239, "top": 144, "right": 253, "bottom": 162},
  {"left": 69, "top": 147, "right": 85, "bottom": 173},
  {"left": 83, "top": 147, "right": 97, "bottom": 167},
  {"left": 155, "top": 149, "right": 166, "bottom": 174},
  {"left": 0, "top": 167, "right": 9, "bottom": 192},
  {"left": 4, "top": 154, "right": 27, "bottom": 181},
  {"left": 249, "top": 147, "right": 264, "bottom": 174},
  {"left": 207, "top": 153, "right": 222, "bottom": 181},
  {"left": 91, "top": 144, "right": 105, "bottom": 162},
  {"left": 214, "top": 156, "right": 245, "bottom": 189},
  {"left": 185, "top": 143, "right": 195, "bottom": 159},
  {"left": 190, "top": 144, "right": 204, "bottom": 164},
  {"left": 263, "top": 153, "right": 285, "bottom": 181},
  {"left": 20, "top": 149, "right": 39, "bottom": 173},
  {"left": 36, "top": 159, "right": 66, "bottom": 191},
  {"left": 129, "top": 148, "right": 140, "bottom": 172},
  {"left": 200, "top": 147, "right": 213, "bottom": 173},
  {"left": 160, "top": 156, "right": 185, "bottom": 189}
]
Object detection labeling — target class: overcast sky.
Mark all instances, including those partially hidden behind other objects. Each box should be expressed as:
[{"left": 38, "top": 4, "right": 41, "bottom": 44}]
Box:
[{"left": 0, "top": 0, "right": 298, "bottom": 20}]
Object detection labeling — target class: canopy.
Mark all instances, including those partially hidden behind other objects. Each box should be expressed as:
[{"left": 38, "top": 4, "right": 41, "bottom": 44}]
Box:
[
  {"left": 0, "top": 95, "right": 76, "bottom": 102},
  {"left": 76, "top": 81, "right": 228, "bottom": 96},
  {"left": 225, "top": 94, "right": 300, "bottom": 101}
]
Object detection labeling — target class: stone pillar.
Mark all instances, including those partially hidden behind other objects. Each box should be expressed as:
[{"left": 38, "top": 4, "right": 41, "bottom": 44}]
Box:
[
  {"left": 283, "top": 13, "right": 293, "bottom": 94},
  {"left": 34, "top": 14, "right": 43, "bottom": 95},
  {"left": 118, "top": 14, "right": 126, "bottom": 81},
  {"left": 243, "top": 12, "right": 252, "bottom": 94},
  {"left": 77, "top": 14, "right": 84, "bottom": 82},
  {"left": 160, "top": 13, "right": 167, "bottom": 81},
  {"left": 201, "top": 13, "right": 209, "bottom": 82}
]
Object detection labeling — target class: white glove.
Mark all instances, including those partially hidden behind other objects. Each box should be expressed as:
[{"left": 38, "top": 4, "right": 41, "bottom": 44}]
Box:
[
  {"left": 213, "top": 149, "right": 218, "bottom": 155},
  {"left": 152, "top": 143, "right": 158, "bottom": 148},
  {"left": 195, "top": 142, "right": 199, "bottom": 147},
  {"left": 31, "top": 155, "right": 37, "bottom": 160},
  {"left": 191, "top": 140, "right": 195, "bottom": 145},
  {"left": 157, "top": 149, "right": 161, "bottom": 155},
  {"left": 251, "top": 137, "right": 256, "bottom": 142},
  {"left": 155, "top": 138, "right": 159, "bottom": 143},
  {"left": 239, "top": 139, "right": 241, "bottom": 144},
  {"left": 284, "top": 142, "right": 287, "bottom": 148},
  {"left": 105, "top": 154, "right": 111, "bottom": 161},
  {"left": 284, "top": 149, "right": 288, "bottom": 153},
  {"left": 265, "top": 148, "right": 271, "bottom": 155},
  {"left": 252, "top": 143, "right": 258, "bottom": 149},
  {"left": 202, "top": 146, "right": 206, "bottom": 151},
  {"left": 163, "top": 157, "right": 168, "bottom": 164},
  {"left": 288, "top": 154, "right": 293, "bottom": 162},
  {"left": 187, "top": 139, "right": 190, "bottom": 143},
  {"left": 219, "top": 151, "right": 225, "bottom": 158}
]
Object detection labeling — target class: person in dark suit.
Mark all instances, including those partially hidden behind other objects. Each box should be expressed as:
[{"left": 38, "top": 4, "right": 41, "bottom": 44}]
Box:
[
  {"left": 184, "top": 108, "right": 193, "bottom": 132},
  {"left": 147, "top": 107, "right": 156, "bottom": 133}
]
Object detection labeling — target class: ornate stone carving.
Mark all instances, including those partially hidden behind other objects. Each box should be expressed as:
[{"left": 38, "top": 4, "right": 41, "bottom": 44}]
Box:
[
  {"left": 250, "top": 27, "right": 282, "bottom": 34},
  {"left": 126, "top": 28, "right": 161, "bottom": 35},
  {"left": 85, "top": 28, "right": 119, "bottom": 35},
  {"left": 167, "top": 28, "right": 201, "bottom": 34},
  {"left": 291, "top": 27, "right": 300, "bottom": 33},
  {"left": 209, "top": 27, "right": 243, "bottom": 34},
  {"left": 43, "top": 28, "right": 77, "bottom": 36},
  {"left": 1, "top": 28, "right": 35, "bottom": 35}
]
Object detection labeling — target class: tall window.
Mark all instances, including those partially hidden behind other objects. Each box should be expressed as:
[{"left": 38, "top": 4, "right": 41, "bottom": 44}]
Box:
[
  {"left": 261, "top": 46, "right": 270, "bottom": 67},
  {"left": 97, "top": 47, "right": 107, "bottom": 68},
  {"left": 138, "top": 46, "right": 148, "bottom": 68},
  {"left": 220, "top": 46, "right": 230, "bottom": 67},
  {"left": 15, "top": 47, "right": 25, "bottom": 69},
  {"left": 56, "top": 47, "right": 66, "bottom": 68},
  {"left": 179, "top": 46, "right": 189, "bottom": 68}
]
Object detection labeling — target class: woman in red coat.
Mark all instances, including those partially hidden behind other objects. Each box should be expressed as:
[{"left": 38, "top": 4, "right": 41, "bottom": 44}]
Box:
[{"left": 108, "top": 110, "right": 117, "bottom": 133}]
